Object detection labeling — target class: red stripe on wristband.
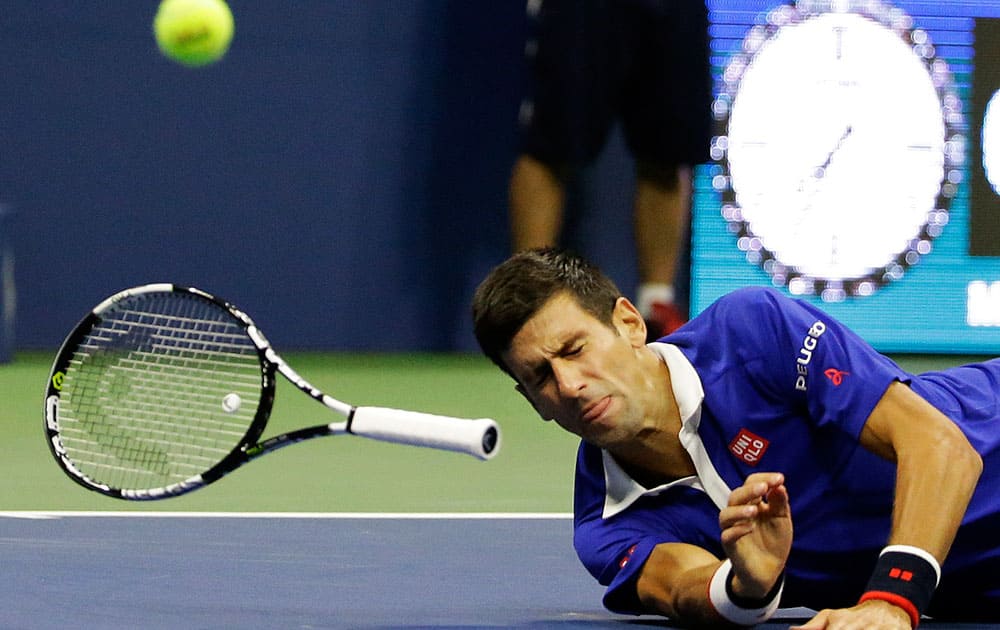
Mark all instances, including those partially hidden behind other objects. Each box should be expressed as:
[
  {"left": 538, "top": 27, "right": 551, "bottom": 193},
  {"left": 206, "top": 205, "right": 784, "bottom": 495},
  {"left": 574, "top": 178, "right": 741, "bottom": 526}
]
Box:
[
  {"left": 859, "top": 590, "right": 921, "bottom": 628},
  {"left": 860, "top": 547, "right": 939, "bottom": 629}
]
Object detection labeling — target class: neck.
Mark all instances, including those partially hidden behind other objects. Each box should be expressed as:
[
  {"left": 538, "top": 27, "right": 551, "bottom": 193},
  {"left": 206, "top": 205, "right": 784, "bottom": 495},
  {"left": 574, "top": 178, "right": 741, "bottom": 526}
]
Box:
[
  {"left": 612, "top": 435, "right": 696, "bottom": 488},
  {"left": 609, "top": 355, "right": 696, "bottom": 487}
]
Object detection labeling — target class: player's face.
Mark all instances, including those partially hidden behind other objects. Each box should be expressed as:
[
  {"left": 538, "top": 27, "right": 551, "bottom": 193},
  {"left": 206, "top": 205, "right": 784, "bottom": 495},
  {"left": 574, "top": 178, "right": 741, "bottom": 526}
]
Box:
[{"left": 503, "top": 292, "right": 659, "bottom": 449}]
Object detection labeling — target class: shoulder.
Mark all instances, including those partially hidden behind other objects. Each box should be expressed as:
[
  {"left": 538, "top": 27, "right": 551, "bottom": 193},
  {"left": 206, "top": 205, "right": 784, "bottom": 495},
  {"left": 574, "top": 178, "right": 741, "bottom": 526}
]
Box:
[
  {"left": 688, "top": 287, "right": 831, "bottom": 342},
  {"left": 706, "top": 287, "right": 791, "bottom": 316},
  {"left": 672, "top": 287, "right": 793, "bottom": 350}
]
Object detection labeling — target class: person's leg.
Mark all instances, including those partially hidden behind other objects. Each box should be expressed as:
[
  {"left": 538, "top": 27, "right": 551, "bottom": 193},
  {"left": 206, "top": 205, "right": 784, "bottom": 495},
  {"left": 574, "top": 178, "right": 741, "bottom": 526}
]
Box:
[
  {"left": 510, "top": 0, "right": 615, "bottom": 251},
  {"left": 619, "top": 1, "right": 710, "bottom": 338},
  {"left": 509, "top": 154, "right": 567, "bottom": 250},
  {"left": 634, "top": 162, "right": 691, "bottom": 338}
]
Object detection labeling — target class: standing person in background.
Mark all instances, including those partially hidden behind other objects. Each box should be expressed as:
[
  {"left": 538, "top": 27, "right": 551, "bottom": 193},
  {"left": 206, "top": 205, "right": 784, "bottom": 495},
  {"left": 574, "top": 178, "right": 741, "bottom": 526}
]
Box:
[{"left": 509, "top": 0, "right": 712, "bottom": 339}]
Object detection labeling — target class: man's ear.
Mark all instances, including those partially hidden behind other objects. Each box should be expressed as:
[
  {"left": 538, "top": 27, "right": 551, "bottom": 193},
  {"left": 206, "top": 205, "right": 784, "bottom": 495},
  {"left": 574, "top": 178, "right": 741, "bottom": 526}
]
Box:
[
  {"left": 612, "top": 296, "right": 647, "bottom": 347},
  {"left": 514, "top": 383, "right": 553, "bottom": 422}
]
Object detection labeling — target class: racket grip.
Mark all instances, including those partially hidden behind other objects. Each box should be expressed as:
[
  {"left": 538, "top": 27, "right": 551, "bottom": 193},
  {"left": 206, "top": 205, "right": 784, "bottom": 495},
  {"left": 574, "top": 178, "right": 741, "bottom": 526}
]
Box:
[{"left": 348, "top": 407, "right": 500, "bottom": 460}]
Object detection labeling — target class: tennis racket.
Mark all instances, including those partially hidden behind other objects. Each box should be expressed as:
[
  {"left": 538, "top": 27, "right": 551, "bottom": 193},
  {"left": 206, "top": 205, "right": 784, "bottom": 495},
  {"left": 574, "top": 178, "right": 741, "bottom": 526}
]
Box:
[{"left": 44, "top": 284, "right": 500, "bottom": 500}]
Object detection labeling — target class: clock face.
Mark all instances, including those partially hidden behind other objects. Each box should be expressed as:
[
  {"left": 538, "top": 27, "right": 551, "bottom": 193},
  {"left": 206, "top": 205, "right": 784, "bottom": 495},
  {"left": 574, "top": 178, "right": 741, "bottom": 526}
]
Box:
[
  {"left": 984, "top": 88, "right": 1000, "bottom": 195},
  {"left": 712, "top": 2, "right": 964, "bottom": 300}
]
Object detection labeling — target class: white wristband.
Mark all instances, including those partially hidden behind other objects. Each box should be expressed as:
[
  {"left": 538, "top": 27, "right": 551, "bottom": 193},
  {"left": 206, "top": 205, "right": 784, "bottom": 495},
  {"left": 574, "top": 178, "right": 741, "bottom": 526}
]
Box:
[{"left": 708, "top": 559, "right": 783, "bottom": 626}]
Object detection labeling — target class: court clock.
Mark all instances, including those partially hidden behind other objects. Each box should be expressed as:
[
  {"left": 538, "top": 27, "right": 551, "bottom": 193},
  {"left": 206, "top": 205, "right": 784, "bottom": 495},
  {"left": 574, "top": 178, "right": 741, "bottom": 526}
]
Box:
[{"left": 710, "top": 0, "right": 964, "bottom": 300}]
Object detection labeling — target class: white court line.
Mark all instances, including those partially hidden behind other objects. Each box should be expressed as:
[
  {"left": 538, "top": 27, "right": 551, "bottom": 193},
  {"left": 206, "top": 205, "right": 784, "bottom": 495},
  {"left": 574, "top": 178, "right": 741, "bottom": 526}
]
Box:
[{"left": 0, "top": 511, "right": 573, "bottom": 520}]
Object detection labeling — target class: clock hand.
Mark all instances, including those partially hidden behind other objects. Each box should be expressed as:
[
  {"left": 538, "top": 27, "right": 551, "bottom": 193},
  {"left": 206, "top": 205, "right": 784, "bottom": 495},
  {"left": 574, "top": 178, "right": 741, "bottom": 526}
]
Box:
[
  {"left": 790, "top": 125, "right": 854, "bottom": 234},
  {"left": 795, "top": 123, "right": 854, "bottom": 214},
  {"left": 800, "top": 124, "right": 854, "bottom": 189},
  {"left": 818, "top": 124, "right": 853, "bottom": 172}
]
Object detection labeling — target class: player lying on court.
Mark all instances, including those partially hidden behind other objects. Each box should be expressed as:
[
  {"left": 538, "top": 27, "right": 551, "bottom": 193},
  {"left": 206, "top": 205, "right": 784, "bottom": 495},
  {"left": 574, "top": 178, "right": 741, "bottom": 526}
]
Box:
[{"left": 472, "top": 248, "right": 1000, "bottom": 628}]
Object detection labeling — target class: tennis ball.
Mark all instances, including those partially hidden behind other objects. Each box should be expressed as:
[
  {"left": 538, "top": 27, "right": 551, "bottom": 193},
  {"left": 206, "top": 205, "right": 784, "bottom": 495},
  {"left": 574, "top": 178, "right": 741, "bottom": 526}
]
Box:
[
  {"left": 222, "top": 393, "right": 242, "bottom": 413},
  {"left": 154, "top": 0, "right": 234, "bottom": 67}
]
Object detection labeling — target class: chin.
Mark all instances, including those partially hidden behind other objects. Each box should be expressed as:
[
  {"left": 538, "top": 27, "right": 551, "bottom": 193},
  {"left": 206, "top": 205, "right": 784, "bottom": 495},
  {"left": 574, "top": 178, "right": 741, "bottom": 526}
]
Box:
[{"left": 583, "top": 426, "right": 623, "bottom": 450}]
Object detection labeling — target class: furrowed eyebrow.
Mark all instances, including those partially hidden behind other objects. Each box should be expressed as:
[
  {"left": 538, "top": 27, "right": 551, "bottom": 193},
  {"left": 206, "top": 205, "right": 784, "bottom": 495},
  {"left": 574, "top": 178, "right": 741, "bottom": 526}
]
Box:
[{"left": 528, "top": 337, "right": 582, "bottom": 381}]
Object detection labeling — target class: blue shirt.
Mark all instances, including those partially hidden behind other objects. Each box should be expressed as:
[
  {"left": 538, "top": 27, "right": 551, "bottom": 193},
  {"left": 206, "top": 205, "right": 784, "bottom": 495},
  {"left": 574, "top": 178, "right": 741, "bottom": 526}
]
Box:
[{"left": 573, "top": 287, "right": 1000, "bottom": 619}]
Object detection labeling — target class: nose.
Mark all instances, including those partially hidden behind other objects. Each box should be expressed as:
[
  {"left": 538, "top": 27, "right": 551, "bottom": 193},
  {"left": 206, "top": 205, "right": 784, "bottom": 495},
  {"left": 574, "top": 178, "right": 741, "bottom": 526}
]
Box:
[{"left": 551, "top": 360, "right": 586, "bottom": 398}]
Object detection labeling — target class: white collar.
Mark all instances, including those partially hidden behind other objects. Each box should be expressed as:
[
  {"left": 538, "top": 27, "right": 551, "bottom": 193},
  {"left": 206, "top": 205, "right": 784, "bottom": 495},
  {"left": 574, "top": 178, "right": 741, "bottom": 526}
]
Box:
[{"left": 601, "top": 343, "right": 732, "bottom": 519}]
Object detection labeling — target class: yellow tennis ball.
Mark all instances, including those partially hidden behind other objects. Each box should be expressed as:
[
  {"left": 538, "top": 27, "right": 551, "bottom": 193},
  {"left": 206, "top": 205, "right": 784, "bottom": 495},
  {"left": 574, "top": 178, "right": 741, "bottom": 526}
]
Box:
[{"left": 153, "top": 0, "right": 234, "bottom": 67}]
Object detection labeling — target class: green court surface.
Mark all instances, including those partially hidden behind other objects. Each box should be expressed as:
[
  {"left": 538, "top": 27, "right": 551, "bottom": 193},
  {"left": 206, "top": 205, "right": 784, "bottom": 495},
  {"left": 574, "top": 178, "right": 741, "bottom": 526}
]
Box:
[
  {"left": 6, "top": 351, "right": 578, "bottom": 513},
  {"left": 1, "top": 351, "right": 987, "bottom": 513}
]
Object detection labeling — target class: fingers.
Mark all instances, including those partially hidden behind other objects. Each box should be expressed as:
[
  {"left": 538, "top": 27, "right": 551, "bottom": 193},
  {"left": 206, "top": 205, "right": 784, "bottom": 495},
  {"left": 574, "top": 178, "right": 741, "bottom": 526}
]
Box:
[
  {"left": 719, "top": 498, "right": 776, "bottom": 546},
  {"left": 727, "top": 472, "right": 785, "bottom": 507},
  {"left": 719, "top": 474, "right": 791, "bottom": 546},
  {"left": 790, "top": 609, "right": 831, "bottom": 629},
  {"left": 762, "top": 483, "right": 791, "bottom": 517},
  {"left": 720, "top": 473, "right": 788, "bottom": 526},
  {"left": 789, "top": 604, "right": 912, "bottom": 630},
  {"left": 719, "top": 502, "right": 758, "bottom": 538}
]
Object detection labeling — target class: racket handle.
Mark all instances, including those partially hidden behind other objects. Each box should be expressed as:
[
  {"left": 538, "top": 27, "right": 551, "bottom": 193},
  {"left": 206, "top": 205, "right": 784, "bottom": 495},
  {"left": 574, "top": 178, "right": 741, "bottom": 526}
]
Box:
[{"left": 348, "top": 407, "right": 501, "bottom": 460}]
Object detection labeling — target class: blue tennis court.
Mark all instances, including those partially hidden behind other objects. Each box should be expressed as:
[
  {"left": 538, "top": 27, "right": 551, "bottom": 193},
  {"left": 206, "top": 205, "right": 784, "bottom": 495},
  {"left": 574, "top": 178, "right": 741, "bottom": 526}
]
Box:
[
  {"left": 2, "top": 513, "right": 997, "bottom": 629},
  {"left": 2, "top": 513, "right": 605, "bottom": 629}
]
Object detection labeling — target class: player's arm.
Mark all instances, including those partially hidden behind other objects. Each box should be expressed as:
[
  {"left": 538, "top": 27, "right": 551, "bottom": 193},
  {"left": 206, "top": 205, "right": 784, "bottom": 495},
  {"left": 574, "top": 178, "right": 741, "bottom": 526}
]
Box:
[
  {"left": 635, "top": 543, "right": 729, "bottom": 625},
  {"left": 862, "top": 381, "right": 981, "bottom": 564},
  {"left": 636, "top": 473, "right": 791, "bottom": 626},
  {"left": 796, "top": 381, "right": 983, "bottom": 629}
]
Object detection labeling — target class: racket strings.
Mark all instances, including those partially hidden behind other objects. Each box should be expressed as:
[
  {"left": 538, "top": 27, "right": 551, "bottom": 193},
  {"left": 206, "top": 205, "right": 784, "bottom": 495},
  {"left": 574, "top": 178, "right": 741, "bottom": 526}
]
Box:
[{"left": 55, "top": 292, "right": 263, "bottom": 491}]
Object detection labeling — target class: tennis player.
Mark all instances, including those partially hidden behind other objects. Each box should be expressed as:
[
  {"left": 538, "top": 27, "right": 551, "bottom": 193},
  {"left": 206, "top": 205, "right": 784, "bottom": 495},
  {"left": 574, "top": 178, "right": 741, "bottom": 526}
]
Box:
[{"left": 472, "top": 248, "right": 1000, "bottom": 628}]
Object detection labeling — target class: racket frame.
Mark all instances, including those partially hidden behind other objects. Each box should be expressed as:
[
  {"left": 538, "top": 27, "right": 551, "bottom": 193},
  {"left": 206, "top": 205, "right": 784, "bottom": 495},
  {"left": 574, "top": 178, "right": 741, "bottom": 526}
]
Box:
[
  {"left": 45, "top": 285, "right": 280, "bottom": 499},
  {"left": 44, "top": 284, "right": 473, "bottom": 501}
]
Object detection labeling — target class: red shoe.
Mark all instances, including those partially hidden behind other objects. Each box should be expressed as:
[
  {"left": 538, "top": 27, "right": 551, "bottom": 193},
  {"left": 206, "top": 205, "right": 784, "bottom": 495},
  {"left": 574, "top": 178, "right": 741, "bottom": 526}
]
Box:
[{"left": 645, "top": 302, "right": 687, "bottom": 341}]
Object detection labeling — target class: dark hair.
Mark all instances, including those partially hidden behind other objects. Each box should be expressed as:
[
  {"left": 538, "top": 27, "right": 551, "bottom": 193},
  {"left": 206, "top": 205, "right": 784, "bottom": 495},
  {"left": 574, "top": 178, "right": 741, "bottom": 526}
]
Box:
[{"left": 471, "top": 248, "right": 622, "bottom": 372}]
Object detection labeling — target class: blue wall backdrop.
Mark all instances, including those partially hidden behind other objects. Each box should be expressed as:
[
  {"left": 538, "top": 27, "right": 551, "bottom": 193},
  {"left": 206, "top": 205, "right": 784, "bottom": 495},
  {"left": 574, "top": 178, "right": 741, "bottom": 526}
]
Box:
[{"left": 1, "top": 2, "right": 642, "bottom": 352}]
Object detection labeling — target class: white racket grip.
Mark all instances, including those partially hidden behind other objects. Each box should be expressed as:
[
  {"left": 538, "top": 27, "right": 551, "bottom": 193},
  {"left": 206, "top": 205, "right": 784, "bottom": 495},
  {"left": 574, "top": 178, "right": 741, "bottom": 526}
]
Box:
[{"left": 348, "top": 407, "right": 501, "bottom": 460}]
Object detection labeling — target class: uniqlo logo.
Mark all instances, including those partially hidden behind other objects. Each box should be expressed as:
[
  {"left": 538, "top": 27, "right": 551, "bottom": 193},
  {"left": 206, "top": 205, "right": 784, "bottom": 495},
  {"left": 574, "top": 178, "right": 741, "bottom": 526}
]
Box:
[{"left": 729, "top": 428, "right": 769, "bottom": 466}]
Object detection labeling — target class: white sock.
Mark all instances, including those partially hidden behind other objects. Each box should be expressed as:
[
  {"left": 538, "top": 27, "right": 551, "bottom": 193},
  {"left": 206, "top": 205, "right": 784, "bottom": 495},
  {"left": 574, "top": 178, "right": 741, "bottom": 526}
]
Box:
[{"left": 636, "top": 283, "right": 674, "bottom": 318}]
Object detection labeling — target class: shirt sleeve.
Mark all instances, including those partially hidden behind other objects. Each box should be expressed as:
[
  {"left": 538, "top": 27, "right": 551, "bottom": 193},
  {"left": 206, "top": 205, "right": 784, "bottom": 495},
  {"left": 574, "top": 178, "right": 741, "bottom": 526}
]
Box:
[
  {"left": 709, "top": 287, "right": 911, "bottom": 440},
  {"left": 573, "top": 444, "right": 723, "bottom": 614}
]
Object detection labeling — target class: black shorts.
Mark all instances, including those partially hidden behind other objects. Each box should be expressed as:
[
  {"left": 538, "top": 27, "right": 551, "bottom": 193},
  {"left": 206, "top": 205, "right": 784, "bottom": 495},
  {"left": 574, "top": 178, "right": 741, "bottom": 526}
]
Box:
[{"left": 518, "top": 0, "right": 712, "bottom": 170}]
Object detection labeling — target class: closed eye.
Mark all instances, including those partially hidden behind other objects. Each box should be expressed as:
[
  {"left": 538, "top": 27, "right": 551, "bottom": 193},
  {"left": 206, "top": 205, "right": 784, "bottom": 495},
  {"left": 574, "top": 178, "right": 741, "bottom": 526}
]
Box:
[
  {"left": 529, "top": 363, "right": 552, "bottom": 389},
  {"left": 526, "top": 340, "right": 584, "bottom": 389}
]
